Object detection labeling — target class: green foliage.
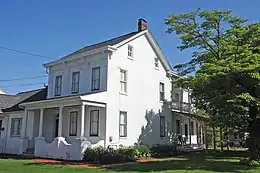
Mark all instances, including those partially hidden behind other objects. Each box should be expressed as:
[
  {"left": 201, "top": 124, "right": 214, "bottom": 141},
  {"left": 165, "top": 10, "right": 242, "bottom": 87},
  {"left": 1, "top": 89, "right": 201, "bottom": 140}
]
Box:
[
  {"left": 239, "top": 158, "right": 260, "bottom": 167},
  {"left": 165, "top": 9, "right": 260, "bottom": 159},
  {"left": 83, "top": 145, "right": 151, "bottom": 164}
]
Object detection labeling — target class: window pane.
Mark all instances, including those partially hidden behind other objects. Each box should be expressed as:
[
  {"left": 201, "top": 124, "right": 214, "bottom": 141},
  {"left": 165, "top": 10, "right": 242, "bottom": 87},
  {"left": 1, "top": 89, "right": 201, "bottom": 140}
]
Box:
[
  {"left": 91, "top": 67, "right": 100, "bottom": 91},
  {"left": 160, "top": 116, "right": 165, "bottom": 137},
  {"left": 119, "top": 112, "right": 127, "bottom": 137},
  {"left": 72, "top": 72, "right": 80, "bottom": 93},
  {"left": 90, "top": 110, "right": 99, "bottom": 136},
  {"left": 175, "top": 93, "right": 180, "bottom": 102},
  {"left": 55, "top": 75, "right": 62, "bottom": 96},
  {"left": 159, "top": 82, "right": 165, "bottom": 101},
  {"left": 69, "top": 112, "right": 78, "bottom": 136},
  {"left": 11, "top": 118, "right": 22, "bottom": 136}
]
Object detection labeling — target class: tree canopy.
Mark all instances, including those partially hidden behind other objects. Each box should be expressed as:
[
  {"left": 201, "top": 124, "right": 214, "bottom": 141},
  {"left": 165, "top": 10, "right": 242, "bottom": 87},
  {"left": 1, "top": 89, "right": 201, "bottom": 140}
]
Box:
[{"left": 165, "top": 9, "right": 260, "bottom": 159}]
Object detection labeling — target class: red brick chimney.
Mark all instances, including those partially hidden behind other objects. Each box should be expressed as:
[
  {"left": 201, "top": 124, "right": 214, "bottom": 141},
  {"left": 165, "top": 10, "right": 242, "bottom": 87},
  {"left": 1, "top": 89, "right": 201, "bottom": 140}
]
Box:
[{"left": 138, "top": 18, "right": 148, "bottom": 31}]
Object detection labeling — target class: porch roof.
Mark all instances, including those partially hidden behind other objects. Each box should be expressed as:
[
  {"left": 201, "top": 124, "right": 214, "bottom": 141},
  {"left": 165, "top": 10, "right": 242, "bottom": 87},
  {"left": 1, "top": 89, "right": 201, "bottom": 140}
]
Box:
[
  {"left": 20, "top": 94, "right": 106, "bottom": 110},
  {"left": 174, "top": 111, "right": 209, "bottom": 122}
]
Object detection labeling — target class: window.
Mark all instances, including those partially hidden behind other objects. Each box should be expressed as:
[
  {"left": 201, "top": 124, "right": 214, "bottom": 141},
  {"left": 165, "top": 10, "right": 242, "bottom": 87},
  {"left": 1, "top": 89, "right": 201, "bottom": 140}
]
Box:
[
  {"left": 119, "top": 111, "right": 127, "bottom": 137},
  {"left": 10, "top": 118, "right": 22, "bottom": 137},
  {"left": 69, "top": 111, "right": 78, "bottom": 136},
  {"left": 176, "top": 120, "right": 180, "bottom": 134},
  {"left": 190, "top": 121, "right": 194, "bottom": 135},
  {"left": 154, "top": 57, "right": 159, "bottom": 68},
  {"left": 128, "top": 45, "right": 133, "bottom": 58},
  {"left": 55, "top": 75, "right": 62, "bottom": 96},
  {"left": 120, "top": 69, "right": 127, "bottom": 93},
  {"left": 175, "top": 93, "right": 180, "bottom": 102},
  {"left": 91, "top": 67, "right": 100, "bottom": 91},
  {"left": 71, "top": 72, "right": 80, "bottom": 94},
  {"left": 160, "top": 116, "right": 165, "bottom": 137},
  {"left": 90, "top": 110, "right": 99, "bottom": 136},
  {"left": 159, "top": 82, "right": 165, "bottom": 101}
]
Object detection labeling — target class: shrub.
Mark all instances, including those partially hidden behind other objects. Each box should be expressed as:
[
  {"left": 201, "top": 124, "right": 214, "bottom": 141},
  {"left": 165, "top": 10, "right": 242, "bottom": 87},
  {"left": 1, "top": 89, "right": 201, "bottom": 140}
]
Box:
[
  {"left": 134, "top": 145, "right": 151, "bottom": 157},
  {"left": 83, "top": 146, "right": 150, "bottom": 164},
  {"left": 239, "top": 158, "right": 260, "bottom": 167},
  {"left": 151, "top": 144, "right": 177, "bottom": 157}
]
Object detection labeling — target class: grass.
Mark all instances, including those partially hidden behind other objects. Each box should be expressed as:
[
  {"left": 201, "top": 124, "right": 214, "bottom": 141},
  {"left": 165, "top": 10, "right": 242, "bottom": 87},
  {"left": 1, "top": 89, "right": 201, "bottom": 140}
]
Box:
[{"left": 0, "top": 150, "right": 259, "bottom": 173}]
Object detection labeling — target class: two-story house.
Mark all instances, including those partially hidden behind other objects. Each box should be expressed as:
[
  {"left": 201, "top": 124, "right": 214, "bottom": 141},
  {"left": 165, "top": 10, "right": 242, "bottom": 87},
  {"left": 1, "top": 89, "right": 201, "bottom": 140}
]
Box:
[{"left": 0, "top": 19, "right": 204, "bottom": 160}]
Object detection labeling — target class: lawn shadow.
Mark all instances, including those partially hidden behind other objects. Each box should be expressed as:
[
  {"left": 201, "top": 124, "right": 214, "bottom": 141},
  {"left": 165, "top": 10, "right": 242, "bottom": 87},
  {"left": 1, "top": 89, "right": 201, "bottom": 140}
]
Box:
[{"left": 106, "top": 151, "right": 253, "bottom": 173}]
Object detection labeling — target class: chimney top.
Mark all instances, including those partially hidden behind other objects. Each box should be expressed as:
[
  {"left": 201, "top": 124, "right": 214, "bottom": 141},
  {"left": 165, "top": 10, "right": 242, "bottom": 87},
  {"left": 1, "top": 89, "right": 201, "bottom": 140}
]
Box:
[{"left": 138, "top": 18, "right": 148, "bottom": 32}]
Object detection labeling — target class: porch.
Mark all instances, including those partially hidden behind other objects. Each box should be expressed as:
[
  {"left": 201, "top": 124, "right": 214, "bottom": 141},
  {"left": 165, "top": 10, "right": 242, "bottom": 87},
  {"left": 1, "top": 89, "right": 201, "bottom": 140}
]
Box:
[{"left": 21, "top": 96, "right": 106, "bottom": 160}]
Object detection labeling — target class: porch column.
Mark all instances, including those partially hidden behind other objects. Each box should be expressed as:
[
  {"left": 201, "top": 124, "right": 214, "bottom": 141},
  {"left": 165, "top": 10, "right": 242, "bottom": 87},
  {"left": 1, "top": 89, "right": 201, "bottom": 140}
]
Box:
[
  {"left": 79, "top": 104, "right": 85, "bottom": 137},
  {"left": 58, "top": 106, "right": 64, "bottom": 137},
  {"left": 21, "top": 109, "right": 28, "bottom": 137},
  {"left": 39, "top": 108, "right": 44, "bottom": 137},
  {"left": 200, "top": 122, "right": 203, "bottom": 144}
]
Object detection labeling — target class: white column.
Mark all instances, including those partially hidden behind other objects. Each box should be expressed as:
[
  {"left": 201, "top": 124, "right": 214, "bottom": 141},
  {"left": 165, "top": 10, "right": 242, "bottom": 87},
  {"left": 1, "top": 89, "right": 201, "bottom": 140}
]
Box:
[
  {"left": 21, "top": 109, "right": 28, "bottom": 138},
  {"left": 39, "top": 108, "right": 44, "bottom": 137},
  {"left": 79, "top": 104, "right": 85, "bottom": 137},
  {"left": 58, "top": 106, "right": 63, "bottom": 137}
]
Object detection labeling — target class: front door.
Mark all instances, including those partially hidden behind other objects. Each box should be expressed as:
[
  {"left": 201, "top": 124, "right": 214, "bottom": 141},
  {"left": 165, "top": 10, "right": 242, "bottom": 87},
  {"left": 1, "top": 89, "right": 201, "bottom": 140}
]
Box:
[
  {"left": 54, "top": 114, "right": 59, "bottom": 137},
  {"left": 184, "top": 124, "right": 188, "bottom": 137}
]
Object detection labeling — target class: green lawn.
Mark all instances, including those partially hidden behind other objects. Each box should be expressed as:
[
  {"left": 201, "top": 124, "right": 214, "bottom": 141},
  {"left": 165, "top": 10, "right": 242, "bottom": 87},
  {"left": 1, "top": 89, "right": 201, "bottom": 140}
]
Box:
[{"left": 0, "top": 150, "right": 258, "bottom": 173}]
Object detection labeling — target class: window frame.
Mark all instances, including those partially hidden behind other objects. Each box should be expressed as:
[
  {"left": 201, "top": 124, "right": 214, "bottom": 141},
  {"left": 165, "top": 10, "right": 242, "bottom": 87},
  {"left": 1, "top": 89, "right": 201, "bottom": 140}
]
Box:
[
  {"left": 159, "top": 82, "right": 165, "bottom": 101},
  {"left": 119, "top": 111, "right": 127, "bottom": 137},
  {"left": 154, "top": 57, "right": 159, "bottom": 68},
  {"left": 120, "top": 69, "right": 127, "bottom": 93},
  {"left": 160, "top": 116, "right": 166, "bottom": 137},
  {"left": 175, "top": 93, "right": 180, "bottom": 102},
  {"left": 128, "top": 45, "right": 133, "bottom": 58},
  {"left": 10, "top": 118, "right": 22, "bottom": 137},
  {"left": 69, "top": 111, "right": 78, "bottom": 136},
  {"left": 54, "top": 75, "right": 62, "bottom": 96},
  {"left": 91, "top": 67, "right": 101, "bottom": 91},
  {"left": 71, "top": 71, "right": 80, "bottom": 94},
  {"left": 90, "top": 110, "right": 99, "bottom": 137}
]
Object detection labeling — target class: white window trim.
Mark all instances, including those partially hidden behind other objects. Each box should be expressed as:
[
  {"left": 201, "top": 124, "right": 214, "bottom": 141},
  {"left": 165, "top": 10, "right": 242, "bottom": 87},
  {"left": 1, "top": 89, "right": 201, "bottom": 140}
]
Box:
[
  {"left": 154, "top": 57, "right": 159, "bottom": 70},
  {"left": 10, "top": 118, "right": 22, "bottom": 137},
  {"left": 71, "top": 71, "right": 80, "bottom": 94},
  {"left": 91, "top": 67, "right": 101, "bottom": 91},
  {"left": 54, "top": 75, "right": 62, "bottom": 96},
  {"left": 127, "top": 45, "right": 134, "bottom": 60},
  {"left": 68, "top": 109, "right": 79, "bottom": 136},
  {"left": 159, "top": 82, "right": 165, "bottom": 102},
  {"left": 119, "top": 111, "right": 127, "bottom": 138},
  {"left": 119, "top": 69, "right": 128, "bottom": 95},
  {"left": 89, "top": 109, "right": 99, "bottom": 137}
]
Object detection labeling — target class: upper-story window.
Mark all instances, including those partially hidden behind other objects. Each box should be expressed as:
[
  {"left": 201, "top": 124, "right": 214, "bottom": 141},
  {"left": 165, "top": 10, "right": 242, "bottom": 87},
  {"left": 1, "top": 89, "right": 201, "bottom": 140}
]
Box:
[
  {"left": 128, "top": 45, "right": 133, "bottom": 58},
  {"left": 91, "top": 67, "right": 100, "bottom": 91},
  {"left": 154, "top": 57, "right": 159, "bottom": 68},
  {"left": 159, "top": 82, "right": 165, "bottom": 101},
  {"left": 71, "top": 72, "right": 80, "bottom": 94},
  {"left": 120, "top": 69, "right": 127, "bottom": 93},
  {"left": 54, "top": 75, "right": 62, "bottom": 96}
]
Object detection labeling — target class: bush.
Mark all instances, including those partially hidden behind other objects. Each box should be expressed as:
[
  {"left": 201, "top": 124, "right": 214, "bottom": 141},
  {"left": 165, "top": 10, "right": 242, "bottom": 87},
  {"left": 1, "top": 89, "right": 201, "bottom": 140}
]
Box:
[
  {"left": 151, "top": 144, "right": 177, "bottom": 157},
  {"left": 83, "top": 146, "right": 151, "bottom": 164},
  {"left": 239, "top": 158, "right": 260, "bottom": 167}
]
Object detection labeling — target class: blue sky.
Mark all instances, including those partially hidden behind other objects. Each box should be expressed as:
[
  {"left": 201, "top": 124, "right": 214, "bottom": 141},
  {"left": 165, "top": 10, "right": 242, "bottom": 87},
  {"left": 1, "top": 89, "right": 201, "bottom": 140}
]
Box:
[{"left": 0, "top": 0, "right": 259, "bottom": 94}]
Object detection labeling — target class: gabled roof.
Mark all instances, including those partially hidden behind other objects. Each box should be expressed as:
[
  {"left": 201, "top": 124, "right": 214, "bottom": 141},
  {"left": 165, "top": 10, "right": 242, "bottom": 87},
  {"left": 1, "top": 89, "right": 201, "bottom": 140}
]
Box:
[
  {"left": 0, "top": 94, "right": 19, "bottom": 113},
  {"left": 3, "top": 88, "right": 47, "bottom": 112}
]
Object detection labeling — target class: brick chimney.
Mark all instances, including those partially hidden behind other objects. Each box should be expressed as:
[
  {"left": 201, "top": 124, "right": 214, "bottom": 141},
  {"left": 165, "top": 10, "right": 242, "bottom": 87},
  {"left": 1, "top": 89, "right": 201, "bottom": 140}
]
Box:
[{"left": 138, "top": 18, "right": 148, "bottom": 31}]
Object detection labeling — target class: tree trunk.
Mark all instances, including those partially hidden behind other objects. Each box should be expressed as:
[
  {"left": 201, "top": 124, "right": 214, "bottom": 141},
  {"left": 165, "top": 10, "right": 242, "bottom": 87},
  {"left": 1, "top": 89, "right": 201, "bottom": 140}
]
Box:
[
  {"left": 213, "top": 126, "right": 216, "bottom": 151},
  {"left": 248, "top": 106, "right": 259, "bottom": 160},
  {"left": 220, "top": 127, "right": 223, "bottom": 152}
]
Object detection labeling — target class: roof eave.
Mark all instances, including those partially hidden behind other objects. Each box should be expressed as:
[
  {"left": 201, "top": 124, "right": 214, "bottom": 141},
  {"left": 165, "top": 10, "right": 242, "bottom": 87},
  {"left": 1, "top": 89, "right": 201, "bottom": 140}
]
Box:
[{"left": 43, "top": 45, "right": 117, "bottom": 68}]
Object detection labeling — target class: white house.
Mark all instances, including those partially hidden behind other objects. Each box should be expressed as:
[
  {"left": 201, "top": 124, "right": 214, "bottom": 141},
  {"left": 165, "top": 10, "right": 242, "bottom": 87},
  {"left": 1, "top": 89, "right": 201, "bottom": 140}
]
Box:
[{"left": 0, "top": 19, "right": 204, "bottom": 160}]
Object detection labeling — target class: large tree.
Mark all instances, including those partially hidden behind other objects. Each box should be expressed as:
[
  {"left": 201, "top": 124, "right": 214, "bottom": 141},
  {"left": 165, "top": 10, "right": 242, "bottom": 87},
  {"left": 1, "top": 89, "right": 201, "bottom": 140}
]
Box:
[{"left": 165, "top": 9, "right": 260, "bottom": 159}]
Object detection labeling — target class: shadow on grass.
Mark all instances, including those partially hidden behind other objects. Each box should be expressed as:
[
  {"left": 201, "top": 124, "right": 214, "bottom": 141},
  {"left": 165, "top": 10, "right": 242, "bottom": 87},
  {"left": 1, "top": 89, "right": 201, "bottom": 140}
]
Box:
[{"left": 106, "top": 151, "right": 253, "bottom": 173}]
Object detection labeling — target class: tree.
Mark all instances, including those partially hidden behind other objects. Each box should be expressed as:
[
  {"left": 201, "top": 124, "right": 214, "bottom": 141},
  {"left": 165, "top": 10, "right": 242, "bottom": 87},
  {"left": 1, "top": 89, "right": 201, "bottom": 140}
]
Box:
[{"left": 165, "top": 9, "right": 260, "bottom": 159}]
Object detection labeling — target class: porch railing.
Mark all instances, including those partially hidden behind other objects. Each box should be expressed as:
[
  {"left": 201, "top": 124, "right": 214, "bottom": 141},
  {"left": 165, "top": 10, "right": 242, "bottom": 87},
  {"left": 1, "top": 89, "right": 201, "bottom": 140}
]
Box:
[{"left": 171, "top": 100, "right": 196, "bottom": 114}]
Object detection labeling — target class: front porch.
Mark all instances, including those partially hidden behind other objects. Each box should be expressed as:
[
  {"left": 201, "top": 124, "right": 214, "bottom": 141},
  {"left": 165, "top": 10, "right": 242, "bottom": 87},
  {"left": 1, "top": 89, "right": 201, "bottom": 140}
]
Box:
[{"left": 21, "top": 96, "right": 106, "bottom": 160}]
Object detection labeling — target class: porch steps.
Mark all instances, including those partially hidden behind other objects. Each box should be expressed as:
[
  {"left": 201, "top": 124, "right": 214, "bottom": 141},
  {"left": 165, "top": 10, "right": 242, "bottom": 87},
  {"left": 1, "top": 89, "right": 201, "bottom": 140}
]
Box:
[{"left": 23, "top": 148, "right": 34, "bottom": 159}]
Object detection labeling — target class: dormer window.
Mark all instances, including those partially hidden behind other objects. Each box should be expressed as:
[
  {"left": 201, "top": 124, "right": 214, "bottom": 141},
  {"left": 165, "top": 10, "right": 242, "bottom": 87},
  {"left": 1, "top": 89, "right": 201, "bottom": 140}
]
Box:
[
  {"left": 154, "top": 57, "right": 159, "bottom": 68},
  {"left": 128, "top": 45, "right": 133, "bottom": 58}
]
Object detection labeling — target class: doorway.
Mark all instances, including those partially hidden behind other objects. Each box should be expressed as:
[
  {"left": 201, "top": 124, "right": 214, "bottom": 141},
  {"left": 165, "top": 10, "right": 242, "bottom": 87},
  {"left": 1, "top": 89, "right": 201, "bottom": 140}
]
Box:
[{"left": 54, "top": 114, "right": 59, "bottom": 137}]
